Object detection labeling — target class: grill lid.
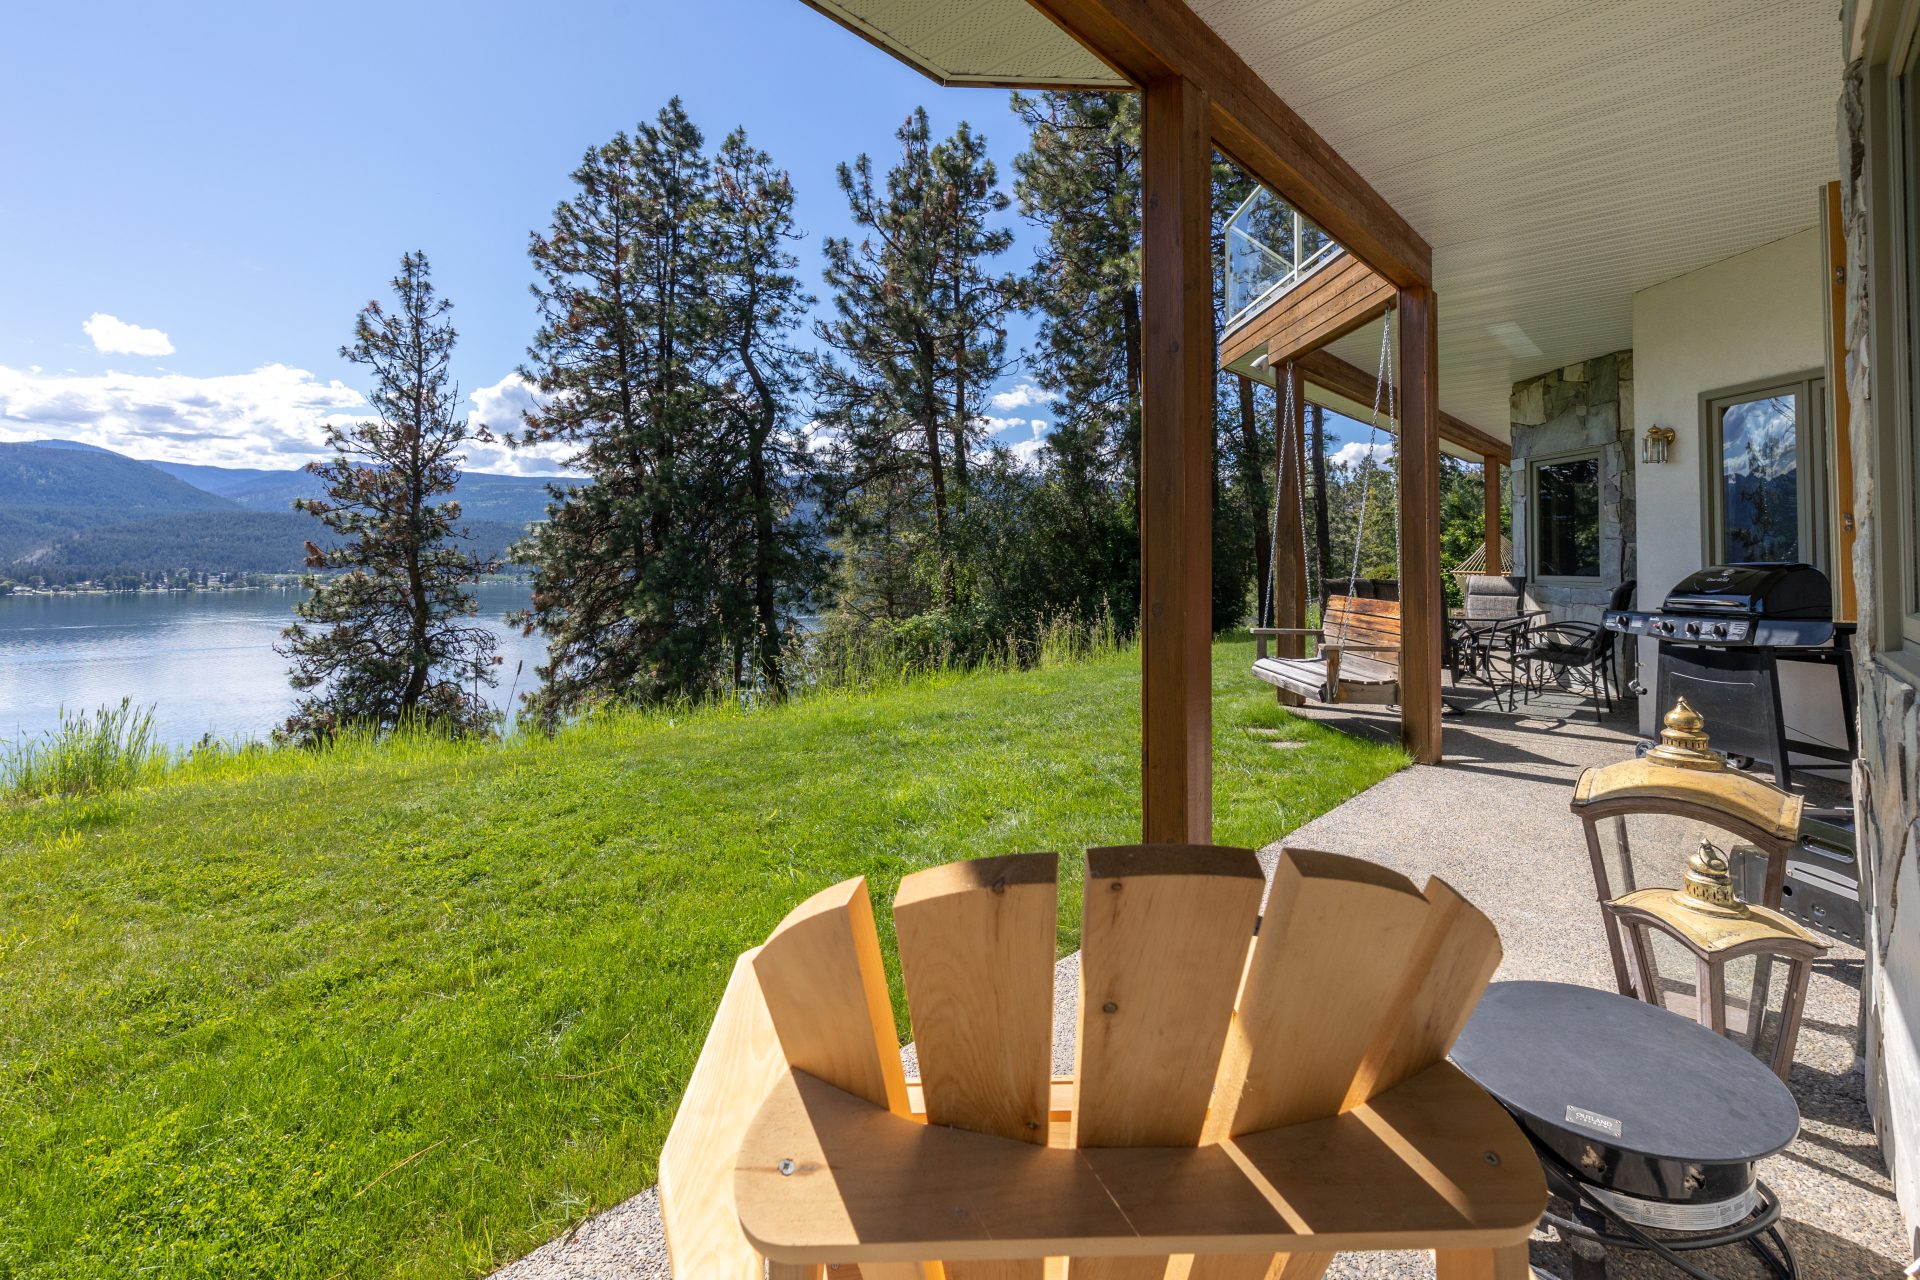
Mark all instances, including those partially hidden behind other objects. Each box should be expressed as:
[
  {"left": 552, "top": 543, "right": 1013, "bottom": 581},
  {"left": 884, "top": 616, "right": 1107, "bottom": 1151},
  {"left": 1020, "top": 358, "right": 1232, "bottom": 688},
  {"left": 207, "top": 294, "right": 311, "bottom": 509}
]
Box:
[{"left": 1662, "top": 563, "right": 1831, "bottom": 619}]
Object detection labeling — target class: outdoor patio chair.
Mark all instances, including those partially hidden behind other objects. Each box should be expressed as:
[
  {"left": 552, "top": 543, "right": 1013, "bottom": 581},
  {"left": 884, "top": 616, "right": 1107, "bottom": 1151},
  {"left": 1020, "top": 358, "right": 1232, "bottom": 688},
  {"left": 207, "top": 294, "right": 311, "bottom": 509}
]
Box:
[
  {"left": 1448, "top": 575, "right": 1534, "bottom": 710},
  {"left": 657, "top": 845, "right": 1546, "bottom": 1280},
  {"left": 1516, "top": 581, "right": 1636, "bottom": 720}
]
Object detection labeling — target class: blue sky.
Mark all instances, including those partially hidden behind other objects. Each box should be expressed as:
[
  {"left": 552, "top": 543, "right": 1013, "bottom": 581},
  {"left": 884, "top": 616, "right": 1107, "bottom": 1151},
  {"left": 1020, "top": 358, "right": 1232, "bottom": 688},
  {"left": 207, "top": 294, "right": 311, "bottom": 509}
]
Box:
[{"left": 0, "top": 0, "right": 1374, "bottom": 475}]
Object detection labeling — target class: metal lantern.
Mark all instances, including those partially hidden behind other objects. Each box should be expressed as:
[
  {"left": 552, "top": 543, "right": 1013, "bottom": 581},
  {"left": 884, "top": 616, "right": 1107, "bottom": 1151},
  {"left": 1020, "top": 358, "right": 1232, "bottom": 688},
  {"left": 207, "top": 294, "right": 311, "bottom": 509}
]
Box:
[
  {"left": 1569, "top": 696, "right": 1803, "bottom": 995},
  {"left": 1607, "top": 838, "right": 1827, "bottom": 1080},
  {"left": 1641, "top": 424, "right": 1676, "bottom": 463}
]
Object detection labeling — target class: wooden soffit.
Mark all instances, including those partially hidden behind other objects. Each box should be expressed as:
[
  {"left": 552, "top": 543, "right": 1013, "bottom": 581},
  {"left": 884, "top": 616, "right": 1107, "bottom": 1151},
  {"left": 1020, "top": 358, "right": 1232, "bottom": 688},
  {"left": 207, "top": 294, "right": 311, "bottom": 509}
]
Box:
[
  {"left": 1219, "top": 254, "right": 1395, "bottom": 371},
  {"left": 799, "top": 0, "right": 1126, "bottom": 87}
]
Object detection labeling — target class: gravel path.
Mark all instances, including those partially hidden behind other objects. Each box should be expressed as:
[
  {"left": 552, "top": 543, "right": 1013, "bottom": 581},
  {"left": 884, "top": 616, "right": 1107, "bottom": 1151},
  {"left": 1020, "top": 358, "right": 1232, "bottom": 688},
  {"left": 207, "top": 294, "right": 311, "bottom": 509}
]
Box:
[{"left": 495, "top": 694, "right": 1906, "bottom": 1280}]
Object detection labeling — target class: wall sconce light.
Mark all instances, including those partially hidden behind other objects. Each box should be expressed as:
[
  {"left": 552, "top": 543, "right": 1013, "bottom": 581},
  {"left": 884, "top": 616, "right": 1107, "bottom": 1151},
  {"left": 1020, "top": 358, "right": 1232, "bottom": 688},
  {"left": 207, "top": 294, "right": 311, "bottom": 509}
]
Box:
[{"left": 1641, "top": 425, "right": 1676, "bottom": 464}]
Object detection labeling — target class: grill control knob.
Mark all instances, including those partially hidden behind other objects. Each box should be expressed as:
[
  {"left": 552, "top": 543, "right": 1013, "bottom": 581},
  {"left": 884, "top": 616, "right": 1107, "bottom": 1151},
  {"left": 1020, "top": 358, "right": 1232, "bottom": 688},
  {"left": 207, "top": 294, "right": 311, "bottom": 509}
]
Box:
[
  {"left": 1686, "top": 622, "right": 1701, "bottom": 637},
  {"left": 1712, "top": 623, "right": 1728, "bottom": 639}
]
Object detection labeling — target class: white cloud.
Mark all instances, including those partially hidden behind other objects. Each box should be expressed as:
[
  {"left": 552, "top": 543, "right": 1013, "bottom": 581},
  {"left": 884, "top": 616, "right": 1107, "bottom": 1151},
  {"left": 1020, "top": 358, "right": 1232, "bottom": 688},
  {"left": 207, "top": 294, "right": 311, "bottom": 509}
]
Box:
[
  {"left": 82, "top": 313, "right": 174, "bottom": 357},
  {"left": 460, "top": 373, "right": 576, "bottom": 475},
  {"left": 0, "top": 363, "right": 577, "bottom": 476},
  {"left": 989, "top": 382, "right": 1055, "bottom": 412},
  {"left": 467, "top": 372, "right": 543, "bottom": 438},
  {"left": 1329, "top": 440, "right": 1394, "bottom": 468},
  {"left": 976, "top": 413, "right": 1051, "bottom": 469}
]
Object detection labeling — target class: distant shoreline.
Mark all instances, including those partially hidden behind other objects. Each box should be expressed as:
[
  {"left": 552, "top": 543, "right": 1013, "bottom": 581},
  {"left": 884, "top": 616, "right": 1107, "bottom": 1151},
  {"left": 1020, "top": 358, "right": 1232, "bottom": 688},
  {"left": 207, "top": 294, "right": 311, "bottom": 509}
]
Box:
[{"left": 0, "top": 572, "right": 533, "bottom": 600}]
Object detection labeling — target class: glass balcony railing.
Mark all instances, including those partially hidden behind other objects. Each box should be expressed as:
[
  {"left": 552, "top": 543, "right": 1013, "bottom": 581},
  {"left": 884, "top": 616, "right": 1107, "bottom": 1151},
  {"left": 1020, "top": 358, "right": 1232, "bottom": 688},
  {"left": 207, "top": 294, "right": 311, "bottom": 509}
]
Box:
[{"left": 1224, "top": 187, "right": 1343, "bottom": 331}]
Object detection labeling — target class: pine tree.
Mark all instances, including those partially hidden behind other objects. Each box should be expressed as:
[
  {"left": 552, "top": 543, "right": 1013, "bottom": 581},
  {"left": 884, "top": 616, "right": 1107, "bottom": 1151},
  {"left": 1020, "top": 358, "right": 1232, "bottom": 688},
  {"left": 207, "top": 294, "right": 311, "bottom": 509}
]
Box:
[
  {"left": 513, "top": 103, "right": 826, "bottom": 718},
  {"left": 513, "top": 101, "right": 726, "bottom": 720},
  {"left": 1010, "top": 91, "right": 1142, "bottom": 498},
  {"left": 812, "top": 108, "right": 1016, "bottom": 613},
  {"left": 1211, "top": 159, "right": 1265, "bottom": 630},
  {"left": 710, "top": 128, "right": 823, "bottom": 697},
  {"left": 279, "top": 251, "right": 499, "bottom": 740}
]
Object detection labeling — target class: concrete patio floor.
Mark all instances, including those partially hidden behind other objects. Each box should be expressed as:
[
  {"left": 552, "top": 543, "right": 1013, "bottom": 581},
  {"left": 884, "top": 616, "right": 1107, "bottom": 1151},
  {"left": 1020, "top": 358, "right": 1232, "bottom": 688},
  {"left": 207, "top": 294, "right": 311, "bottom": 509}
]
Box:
[{"left": 496, "top": 689, "right": 1908, "bottom": 1280}]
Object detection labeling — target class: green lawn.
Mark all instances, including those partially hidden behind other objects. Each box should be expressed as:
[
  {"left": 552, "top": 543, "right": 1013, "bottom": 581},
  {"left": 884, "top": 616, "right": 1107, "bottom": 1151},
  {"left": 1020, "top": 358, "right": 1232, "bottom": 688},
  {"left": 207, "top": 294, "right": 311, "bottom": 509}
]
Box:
[{"left": 0, "top": 637, "right": 1404, "bottom": 1279}]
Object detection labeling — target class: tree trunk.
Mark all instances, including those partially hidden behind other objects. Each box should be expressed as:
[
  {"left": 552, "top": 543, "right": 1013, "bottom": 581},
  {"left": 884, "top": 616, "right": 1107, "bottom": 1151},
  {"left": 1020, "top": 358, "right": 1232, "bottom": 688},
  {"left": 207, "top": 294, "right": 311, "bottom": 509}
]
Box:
[
  {"left": 739, "top": 331, "right": 786, "bottom": 699},
  {"left": 1235, "top": 376, "right": 1270, "bottom": 624},
  {"left": 1121, "top": 284, "right": 1143, "bottom": 511}
]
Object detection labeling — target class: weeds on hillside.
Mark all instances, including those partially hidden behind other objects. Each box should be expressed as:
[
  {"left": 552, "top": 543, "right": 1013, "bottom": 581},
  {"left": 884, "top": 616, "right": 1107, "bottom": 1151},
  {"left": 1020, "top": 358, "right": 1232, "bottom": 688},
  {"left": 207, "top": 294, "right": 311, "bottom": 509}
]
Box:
[
  {"left": 2, "top": 698, "right": 164, "bottom": 800},
  {"left": 794, "top": 604, "right": 1122, "bottom": 694}
]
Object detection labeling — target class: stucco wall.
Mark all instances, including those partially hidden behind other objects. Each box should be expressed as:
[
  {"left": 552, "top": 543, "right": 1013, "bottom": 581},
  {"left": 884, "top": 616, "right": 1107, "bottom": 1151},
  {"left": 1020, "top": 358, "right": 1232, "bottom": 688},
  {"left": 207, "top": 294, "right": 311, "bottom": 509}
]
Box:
[
  {"left": 1629, "top": 229, "right": 1832, "bottom": 738},
  {"left": 1842, "top": 53, "right": 1920, "bottom": 1241}
]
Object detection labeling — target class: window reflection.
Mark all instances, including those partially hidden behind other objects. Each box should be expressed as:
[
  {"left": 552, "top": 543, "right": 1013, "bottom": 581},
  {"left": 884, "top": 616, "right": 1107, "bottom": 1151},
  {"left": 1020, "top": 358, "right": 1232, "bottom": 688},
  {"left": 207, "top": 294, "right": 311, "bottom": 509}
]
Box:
[
  {"left": 1721, "top": 393, "right": 1800, "bottom": 562},
  {"left": 1535, "top": 455, "right": 1601, "bottom": 578}
]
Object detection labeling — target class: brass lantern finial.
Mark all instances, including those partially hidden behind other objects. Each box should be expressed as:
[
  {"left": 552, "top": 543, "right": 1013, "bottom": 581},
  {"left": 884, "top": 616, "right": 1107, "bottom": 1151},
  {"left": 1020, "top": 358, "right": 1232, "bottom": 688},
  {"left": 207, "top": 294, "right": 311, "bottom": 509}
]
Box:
[
  {"left": 1644, "top": 696, "right": 1727, "bottom": 771},
  {"left": 1673, "top": 838, "right": 1749, "bottom": 918}
]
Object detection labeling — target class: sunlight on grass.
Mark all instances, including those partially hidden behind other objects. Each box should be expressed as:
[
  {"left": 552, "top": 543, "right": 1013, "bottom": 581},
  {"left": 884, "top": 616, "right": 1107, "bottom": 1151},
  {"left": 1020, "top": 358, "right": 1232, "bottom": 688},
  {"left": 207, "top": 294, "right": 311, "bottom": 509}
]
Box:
[{"left": 0, "top": 639, "right": 1404, "bottom": 1279}]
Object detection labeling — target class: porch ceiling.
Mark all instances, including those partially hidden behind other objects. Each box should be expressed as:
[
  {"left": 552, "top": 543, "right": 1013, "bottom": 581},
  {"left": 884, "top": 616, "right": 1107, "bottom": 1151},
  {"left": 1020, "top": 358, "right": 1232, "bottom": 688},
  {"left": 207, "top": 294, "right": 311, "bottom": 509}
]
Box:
[
  {"left": 1196, "top": 0, "right": 1843, "bottom": 443},
  {"left": 806, "top": 0, "right": 1843, "bottom": 443}
]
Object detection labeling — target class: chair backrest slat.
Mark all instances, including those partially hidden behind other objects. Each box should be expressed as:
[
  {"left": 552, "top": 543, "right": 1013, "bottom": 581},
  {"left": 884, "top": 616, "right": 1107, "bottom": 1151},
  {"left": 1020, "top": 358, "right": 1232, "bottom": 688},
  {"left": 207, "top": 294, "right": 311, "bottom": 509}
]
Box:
[
  {"left": 1324, "top": 598, "right": 1403, "bottom": 666},
  {"left": 752, "top": 876, "right": 909, "bottom": 1115},
  {"left": 895, "top": 851, "right": 1058, "bottom": 1144},
  {"left": 1205, "top": 850, "right": 1435, "bottom": 1138},
  {"left": 1073, "top": 844, "right": 1264, "bottom": 1147},
  {"left": 1072, "top": 845, "right": 1263, "bottom": 1280},
  {"left": 1341, "top": 877, "right": 1502, "bottom": 1110}
]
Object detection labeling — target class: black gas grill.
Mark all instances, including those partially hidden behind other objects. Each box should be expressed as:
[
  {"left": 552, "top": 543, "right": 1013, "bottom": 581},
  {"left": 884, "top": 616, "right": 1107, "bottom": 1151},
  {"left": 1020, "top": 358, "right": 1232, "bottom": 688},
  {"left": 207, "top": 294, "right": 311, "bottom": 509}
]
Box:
[{"left": 1604, "top": 563, "right": 1855, "bottom": 787}]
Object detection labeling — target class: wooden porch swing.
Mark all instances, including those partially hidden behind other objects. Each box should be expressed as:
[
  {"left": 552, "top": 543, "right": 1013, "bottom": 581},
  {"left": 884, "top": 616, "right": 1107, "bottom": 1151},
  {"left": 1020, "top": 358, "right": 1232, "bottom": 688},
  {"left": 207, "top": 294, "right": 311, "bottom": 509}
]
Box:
[
  {"left": 658, "top": 845, "right": 1544, "bottom": 1279},
  {"left": 1252, "top": 314, "right": 1404, "bottom": 707}
]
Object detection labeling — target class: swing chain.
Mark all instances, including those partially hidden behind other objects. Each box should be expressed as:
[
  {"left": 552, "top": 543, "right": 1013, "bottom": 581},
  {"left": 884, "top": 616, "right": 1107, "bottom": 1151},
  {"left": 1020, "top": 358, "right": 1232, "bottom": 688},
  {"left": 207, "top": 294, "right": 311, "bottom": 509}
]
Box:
[{"left": 1344, "top": 306, "right": 1398, "bottom": 637}]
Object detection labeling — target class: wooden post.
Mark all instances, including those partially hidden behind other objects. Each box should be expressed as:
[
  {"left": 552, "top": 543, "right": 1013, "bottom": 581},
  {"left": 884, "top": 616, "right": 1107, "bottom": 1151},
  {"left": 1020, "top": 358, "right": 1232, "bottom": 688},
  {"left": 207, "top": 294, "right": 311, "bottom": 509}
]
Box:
[
  {"left": 1398, "top": 288, "right": 1443, "bottom": 764},
  {"left": 1138, "top": 75, "right": 1215, "bottom": 845},
  {"left": 1272, "top": 366, "right": 1309, "bottom": 707},
  {"left": 1482, "top": 457, "right": 1503, "bottom": 576}
]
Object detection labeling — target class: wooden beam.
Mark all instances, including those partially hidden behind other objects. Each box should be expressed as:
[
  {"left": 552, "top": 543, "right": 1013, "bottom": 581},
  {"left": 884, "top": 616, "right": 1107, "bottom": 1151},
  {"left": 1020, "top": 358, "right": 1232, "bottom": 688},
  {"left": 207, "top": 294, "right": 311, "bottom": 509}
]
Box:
[
  {"left": 1024, "top": 0, "right": 1430, "bottom": 288},
  {"left": 1482, "top": 458, "right": 1504, "bottom": 577},
  {"left": 1397, "top": 288, "right": 1443, "bottom": 765},
  {"left": 1292, "top": 348, "right": 1510, "bottom": 464},
  {"left": 1219, "top": 253, "right": 1395, "bottom": 369},
  {"left": 1139, "top": 74, "right": 1215, "bottom": 844}
]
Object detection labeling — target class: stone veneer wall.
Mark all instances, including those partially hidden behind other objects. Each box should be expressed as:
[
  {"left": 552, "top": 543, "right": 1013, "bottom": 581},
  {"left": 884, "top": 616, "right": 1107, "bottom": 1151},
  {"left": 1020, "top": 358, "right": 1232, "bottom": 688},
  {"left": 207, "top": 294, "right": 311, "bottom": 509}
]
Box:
[
  {"left": 1842, "top": 56, "right": 1920, "bottom": 1240},
  {"left": 1508, "top": 351, "right": 1637, "bottom": 625}
]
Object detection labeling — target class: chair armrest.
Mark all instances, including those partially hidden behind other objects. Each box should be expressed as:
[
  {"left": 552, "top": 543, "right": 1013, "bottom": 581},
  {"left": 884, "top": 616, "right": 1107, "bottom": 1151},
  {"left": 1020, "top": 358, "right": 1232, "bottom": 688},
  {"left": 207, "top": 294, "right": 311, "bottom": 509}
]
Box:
[
  {"left": 734, "top": 1065, "right": 1544, "bottom": 1265},
  {"left": 1252, "top": 628, "right": 1323, "bottom": 660}
]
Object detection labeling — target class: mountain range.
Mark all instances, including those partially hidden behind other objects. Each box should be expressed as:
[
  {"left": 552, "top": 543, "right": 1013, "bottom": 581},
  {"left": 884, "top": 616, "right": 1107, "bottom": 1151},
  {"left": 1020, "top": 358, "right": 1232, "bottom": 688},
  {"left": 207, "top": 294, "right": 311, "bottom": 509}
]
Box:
[{"left": 0, "top": 440, "right": 567, "bottom": 586}]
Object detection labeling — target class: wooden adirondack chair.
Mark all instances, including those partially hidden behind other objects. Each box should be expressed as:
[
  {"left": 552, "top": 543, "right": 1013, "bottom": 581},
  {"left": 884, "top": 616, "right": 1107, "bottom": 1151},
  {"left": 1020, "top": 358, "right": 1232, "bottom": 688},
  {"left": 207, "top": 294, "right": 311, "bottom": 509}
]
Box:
[{"left": 658, "top": 845, "right": 1545, "bottom": 1280}]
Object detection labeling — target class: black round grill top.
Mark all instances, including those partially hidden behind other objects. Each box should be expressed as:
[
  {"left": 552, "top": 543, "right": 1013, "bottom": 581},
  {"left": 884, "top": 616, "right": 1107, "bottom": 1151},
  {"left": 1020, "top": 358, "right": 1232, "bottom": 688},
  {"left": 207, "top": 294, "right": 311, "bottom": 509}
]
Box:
[{"left": 1452, "top": 981, "right": 1799, "bottom": 1166}]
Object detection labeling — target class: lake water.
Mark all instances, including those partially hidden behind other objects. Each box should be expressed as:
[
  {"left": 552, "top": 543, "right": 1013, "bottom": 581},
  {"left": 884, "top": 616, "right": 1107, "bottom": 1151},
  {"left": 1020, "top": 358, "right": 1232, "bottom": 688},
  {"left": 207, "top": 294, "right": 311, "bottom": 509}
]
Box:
[{"left": 0, "top": 582, "right": 545, "bottom": 749}]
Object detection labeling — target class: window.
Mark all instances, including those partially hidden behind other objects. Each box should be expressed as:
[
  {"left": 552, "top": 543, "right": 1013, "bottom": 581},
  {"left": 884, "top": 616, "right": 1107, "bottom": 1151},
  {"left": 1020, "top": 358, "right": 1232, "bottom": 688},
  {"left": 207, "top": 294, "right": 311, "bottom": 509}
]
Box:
[
  {"left": 1530, "top": 452, "right": 1601, "bottom": 580},
  {"left": 1703, "top": 375, "right": 1827, "bottom": 567}
]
